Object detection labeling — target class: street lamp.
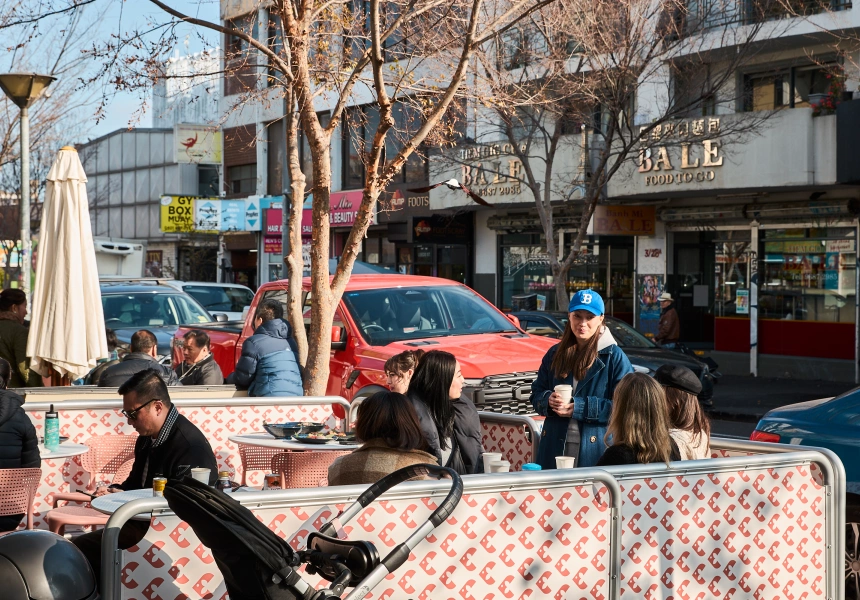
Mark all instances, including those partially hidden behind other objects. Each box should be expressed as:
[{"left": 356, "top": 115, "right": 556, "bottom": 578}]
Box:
[{"left": 0, "top": 73, "right": 56, "bottom": 304}]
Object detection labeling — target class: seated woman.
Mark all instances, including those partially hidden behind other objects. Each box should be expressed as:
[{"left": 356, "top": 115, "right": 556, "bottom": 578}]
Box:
[
  {"left": 656, "top": 365, "right": 711, "bottom": 460},
  {"left": 328, "top": 391, "right": 437, "bottom": 486},
  {"left": 407, "top": 350, "right": 484, "bottom": 475},
  {"left": 384, "top": 349, "right": 424, "bottom": 394},
  {"left": 0, "top": 357, "right": 40, "bottom": 531},
  {"left": 596, "top": 373, "right": 680, "bottom": 467}
]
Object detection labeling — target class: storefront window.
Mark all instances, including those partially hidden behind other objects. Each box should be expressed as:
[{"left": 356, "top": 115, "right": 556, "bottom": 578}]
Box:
[
  {"left": 714, "top": 232, "right": 752, "bottom": 318},
  {"left": 760, "top": 228, "right": 856, "bottom": 323}
]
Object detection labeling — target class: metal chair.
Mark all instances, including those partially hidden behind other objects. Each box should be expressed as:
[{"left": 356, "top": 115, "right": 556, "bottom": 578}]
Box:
[
  {"left": 0, "top": 468, "right": 42, "bottom": 532},
  {"left": 271, "top": 451, "right": 350, "bottom": 489},
  {"left": 236, "top": 443, "right": 287, "bottom": 486},
  {"left": 45, "top": 434, "right": 137, "bottom": 536}
]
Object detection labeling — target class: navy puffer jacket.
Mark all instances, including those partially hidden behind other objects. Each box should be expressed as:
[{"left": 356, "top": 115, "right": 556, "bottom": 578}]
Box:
[
  {"left": 0, "top": 389, "right": 39, "bottom": 469},
  {"left": 229, "top": 319, "right": 303, "bottom": 397}
]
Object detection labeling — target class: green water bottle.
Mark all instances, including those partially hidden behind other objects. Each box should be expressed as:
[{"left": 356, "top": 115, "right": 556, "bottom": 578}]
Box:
[{"left": 45, "top": 404, "right": 59, "bottom": 451}]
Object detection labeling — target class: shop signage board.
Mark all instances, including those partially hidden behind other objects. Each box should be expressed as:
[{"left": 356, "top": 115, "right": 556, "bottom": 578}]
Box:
[
  {"left": 159, "top": 196, "right": 196, "bottom": 233},
  {"left": 377, "top": 188, "right": 431, "bottom": 223},
  {"left": 244, "top": 197, "right": 261, "bottom": 231},
  {"left": 593, "top": 205, "right": 656, "bottom": 235},
  {"left": 220, "top": 200, "right": 245, "bottom": 231},
  {"left": 409, "top": 214, "right": 471, "bottom": 244},
  {"left": 736, "top": 289, "right": 750, "bottom": 314},
  {"left": 638, "top": 236, "right": 665, "bottom": 274},
  {"left": 174, "top": 124, "right": 222, "bottom": 164},
  {"left": 195, "top": 199, "right": 221, "bottom": 232}
]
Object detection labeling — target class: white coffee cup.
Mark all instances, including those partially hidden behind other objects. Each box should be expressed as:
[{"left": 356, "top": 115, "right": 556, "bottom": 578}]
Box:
[
  {"left": 555, "top": 456, "right": 576, "bottom": 469},
  {"left": 489, "top": 460, "right": 511, "bottom": 473},
  {"left": 190, "top": 468, "right": 211, "bottom": 484},
  {"left": 554, "top": 384, "right": 573, "bottom": 403},
  {"left": 482, "top": 452, "right": 503, "bottom": 473}
]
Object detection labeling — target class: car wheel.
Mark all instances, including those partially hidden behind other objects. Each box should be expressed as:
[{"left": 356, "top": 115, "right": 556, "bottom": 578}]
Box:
[{"left": 847, "top": 522, "right": 860, "bottom": 600}]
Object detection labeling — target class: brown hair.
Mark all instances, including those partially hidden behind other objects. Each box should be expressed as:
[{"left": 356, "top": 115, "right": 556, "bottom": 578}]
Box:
[
  {"left": 384, "top": 349, "right": 425, "bottom": 376},
  {"left": 665, "top": 386, "right": 711, "bottom": 439},
  {"left": 355, "top": 390, "right": 429, "bottom": 452},
  {"left": 550, "top": 320, "right": 601, "bottom": 380},
  {"left": 605, "top": 373, "right": 674, "bottom": 465}
]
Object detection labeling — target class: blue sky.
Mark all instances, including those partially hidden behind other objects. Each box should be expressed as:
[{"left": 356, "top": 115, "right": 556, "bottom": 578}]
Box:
[{"left": 88, "top": 0, "right": 220, "bottom": 139}]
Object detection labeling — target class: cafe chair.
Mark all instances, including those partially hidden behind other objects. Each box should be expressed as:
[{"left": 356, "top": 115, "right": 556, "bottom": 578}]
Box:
[
  {"left": 236, "top": 443, "right": 287, "bottom": 486},
  {"left": 0, "top": 468, "right": 42, "bottom": 533},
  {"left": 45, "top": 434, "right": 137, "bottom": 536},
  {"left": 271, "top": 451, "right": 350, "bottom": 489}
]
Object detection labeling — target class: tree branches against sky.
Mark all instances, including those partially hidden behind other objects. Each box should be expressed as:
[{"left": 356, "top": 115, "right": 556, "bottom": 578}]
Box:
[{"left": 1, "top": 0, "right": 220, "bottom": 140}]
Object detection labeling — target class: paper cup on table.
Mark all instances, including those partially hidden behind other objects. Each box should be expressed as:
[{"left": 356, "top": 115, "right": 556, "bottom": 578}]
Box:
[
  {"left": 489, "top": 460, "right": 511, "bottom": 473},
  {"left": 554, "top": 384, "right": 573, "bottom": 404},
  {"left": 555, "top": 456, "right": 576, "bottom": 469},
  {"left": 482, "top": 452, "right": 503, "bottom": 473},
  {"left": 190, "top": 468, "right": 211, "bottom": 484}
]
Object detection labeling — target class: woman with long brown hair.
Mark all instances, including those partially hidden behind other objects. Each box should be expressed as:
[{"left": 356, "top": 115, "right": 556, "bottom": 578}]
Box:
[
  {"left": 530, "top": 290, "right": 634, "bottom": 469},
  {"left": 656, "top": 365, "right": 711, "bottom": 460},
  {"left": 597, "top": 373, "right": 681, "bottom": 466},
  {"left": 384, "top": 349, "right": 424, "bottom": 394}
]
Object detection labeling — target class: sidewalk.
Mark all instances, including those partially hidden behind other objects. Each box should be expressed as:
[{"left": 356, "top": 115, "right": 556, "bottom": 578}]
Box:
[{"left": 709, "top": 374, "right": 856, "bottom": 422}]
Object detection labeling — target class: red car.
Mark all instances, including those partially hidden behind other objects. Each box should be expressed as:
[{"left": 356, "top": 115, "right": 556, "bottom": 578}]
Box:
[{"left": 174, "top": 275, "right": 555, "bottom": 412}]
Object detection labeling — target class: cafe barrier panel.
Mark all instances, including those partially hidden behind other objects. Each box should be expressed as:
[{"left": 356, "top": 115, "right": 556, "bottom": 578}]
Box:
[
  {"left": 478, "top": 413, "right": 541, "bottom": 471},
  {"left": 102, "top": 444, "right": 843, "bottom": 600},
  {"left": 107, "top": 470, "right": 621, "bottom": 600},
  {"left": 24, "top": 396, "right": 349, "bottom": 530}
]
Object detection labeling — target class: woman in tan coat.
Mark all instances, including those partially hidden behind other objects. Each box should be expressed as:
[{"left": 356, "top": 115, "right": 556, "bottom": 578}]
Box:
[{"left": 328, "top": 391, "right": 438, "bottom": 486}]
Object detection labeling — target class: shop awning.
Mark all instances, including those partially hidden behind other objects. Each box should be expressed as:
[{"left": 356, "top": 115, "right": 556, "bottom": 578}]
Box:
[
  {"left": 659, "top": 199, "right": 859, "bottom": 224},
  {"left": 487, "top": 208, "right": 583, "bottom": 232}
]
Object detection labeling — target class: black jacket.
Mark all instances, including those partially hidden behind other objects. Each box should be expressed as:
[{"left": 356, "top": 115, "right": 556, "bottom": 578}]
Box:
[
  {"left": 175, "top": 354, "right": 224, "bottom": 385},
  {"left": 407, "top": 393, "right": 484, "bottom": 475},
  {"left": 596, "top": 440, "right": 681, "bottom": 466},
  {"left": 0, "top": 389, "right": 39, "bottom": 469},
  {"left": 115, "top": 412, "right": 218, "bottom": 489},
  {"left": 98, "top": 352, "right": 181, "bottom": 388}
]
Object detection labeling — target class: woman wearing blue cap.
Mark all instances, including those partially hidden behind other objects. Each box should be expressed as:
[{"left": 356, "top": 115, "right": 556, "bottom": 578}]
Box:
[{"left": 530, "top": 289, "right": 634, "bottom": 469}]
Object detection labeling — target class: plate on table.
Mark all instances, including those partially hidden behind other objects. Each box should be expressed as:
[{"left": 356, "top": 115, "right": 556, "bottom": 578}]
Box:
[
  {"left": 295, "top": 433, "right": 336, "bottom": 445},
  {"left": 336, "top": 435, "right": 357, "bottom": 445}
]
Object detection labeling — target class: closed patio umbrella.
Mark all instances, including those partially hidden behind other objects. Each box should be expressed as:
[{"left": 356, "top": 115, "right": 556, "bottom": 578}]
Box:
[{"left": 27, "top": 146, "right": 107, "bottom": 381}]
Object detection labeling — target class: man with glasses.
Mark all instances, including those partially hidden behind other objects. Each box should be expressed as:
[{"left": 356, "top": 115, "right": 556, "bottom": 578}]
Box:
[{"left": 73, "top": 370, "right": 217, "bottom": 583}]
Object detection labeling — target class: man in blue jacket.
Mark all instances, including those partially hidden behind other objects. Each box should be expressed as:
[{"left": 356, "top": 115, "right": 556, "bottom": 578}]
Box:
[{"left": 227, "top": 299, "right": 303, "bottom": 396}]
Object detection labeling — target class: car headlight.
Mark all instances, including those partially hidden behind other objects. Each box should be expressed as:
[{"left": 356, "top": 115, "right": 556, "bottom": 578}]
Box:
[{"left": 631, "top": 364, "right": 654, "bottom": 375}]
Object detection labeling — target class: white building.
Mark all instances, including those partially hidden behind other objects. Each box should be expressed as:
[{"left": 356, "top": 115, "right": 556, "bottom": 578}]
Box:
[{"left": 152, "top": 48, "right": 222, "bottom": 128}]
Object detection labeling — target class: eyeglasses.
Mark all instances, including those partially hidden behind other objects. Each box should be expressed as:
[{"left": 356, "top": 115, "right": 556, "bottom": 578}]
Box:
[{"left": 121, "top": 398, "right": 159, "bottom": 420}]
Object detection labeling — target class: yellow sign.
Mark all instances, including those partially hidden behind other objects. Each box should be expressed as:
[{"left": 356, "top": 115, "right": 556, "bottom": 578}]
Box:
[{"left": 160, "top": 196, "right": 195, "bottom": 233}]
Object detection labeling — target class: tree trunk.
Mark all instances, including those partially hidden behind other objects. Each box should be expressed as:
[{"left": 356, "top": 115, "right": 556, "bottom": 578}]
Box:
[
  {"left": 283, "top": 97, "right": 308, "bottom": 366},
  {"left": 553, "top": 263, "right": 570, "bottom": 311}
]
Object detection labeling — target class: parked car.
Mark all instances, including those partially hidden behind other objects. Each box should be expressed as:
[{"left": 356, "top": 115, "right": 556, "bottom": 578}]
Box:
[
  {"left": 174, "top": 275, "right": 557, "bottom": 413},
  {"left": 101, "top": 281, "right": 214, "bottom": 361},
  {"left": 512, "top": 310, "right": 715, "bottom": 403},
  {"left": 163, "top": 281, "right": 254, "bottom": 321},
  {"left": 751, "top": 388, "right": 860, "bottom": 598}
]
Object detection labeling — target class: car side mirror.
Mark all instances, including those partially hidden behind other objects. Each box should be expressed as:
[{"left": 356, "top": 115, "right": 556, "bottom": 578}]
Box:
[
  {"left": 213, "top": 313, "right": 229, "bottom": 322},
  {"left": 331, "top": 326, "right": 348, "bottom": 351},
  {"left": 506, "top": 314, "right": 521, "bottom": 329}
]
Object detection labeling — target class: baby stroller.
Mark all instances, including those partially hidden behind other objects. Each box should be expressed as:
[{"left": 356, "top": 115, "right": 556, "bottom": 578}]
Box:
[{"left": 164, "top": 464, "right": 461, "bottom": 600}]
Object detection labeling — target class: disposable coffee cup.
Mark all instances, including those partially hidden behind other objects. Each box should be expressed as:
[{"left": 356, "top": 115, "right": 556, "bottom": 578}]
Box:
[
  {"left": 554, "top": 384, "right": 573, "bottom": 403},
  {"left": 489, "top": 460, "right": 511, "bottom": 473},
  {"left": 555, "top": 456, "right": 576, "bottom": 469},
  {"left": 190, "top": 468, "right": 211, "bottom": 484},
  {"left": 482, "top": 452, "right": 503, "bottom": 473}
]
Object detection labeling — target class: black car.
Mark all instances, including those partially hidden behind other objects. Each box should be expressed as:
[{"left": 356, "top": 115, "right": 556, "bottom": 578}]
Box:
[
  {"left": 512, "top": 311, "right": 715, "bottom": 402},
  {"left": 100, "top": 281, "right": 216, "bottom": 363}
]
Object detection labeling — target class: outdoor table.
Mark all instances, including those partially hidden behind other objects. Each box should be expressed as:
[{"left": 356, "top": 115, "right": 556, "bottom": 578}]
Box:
[
  {"left": 228, "top": 433, "right": 360, "bottom": 451},
  {"left": 91, "top": 488, "right": 155, "bottom": 517},
  {"left": 40, "top": 442, "right": 89, "bottom": 461}
]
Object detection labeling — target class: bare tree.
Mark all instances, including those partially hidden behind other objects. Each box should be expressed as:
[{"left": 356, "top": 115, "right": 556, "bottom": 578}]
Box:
[
  {"left": 454, "top": 0, "right": 803, "bottom": 309},
  {"left": 81, "top": 0, "right": 557, "bottom": 394}
]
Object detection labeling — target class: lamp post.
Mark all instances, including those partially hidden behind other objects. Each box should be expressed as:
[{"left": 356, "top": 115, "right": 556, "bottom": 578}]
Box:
[{"left": 0, "top": 73, "right": 56, "bottom": 304}]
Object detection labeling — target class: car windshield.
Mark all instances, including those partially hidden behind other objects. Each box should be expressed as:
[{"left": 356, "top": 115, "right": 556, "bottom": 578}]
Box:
[
  {"left": 343, "top": 285, "right": 516, "bottom": 344},
  {"left": 102, "top": 293, "right": 212, "bottom": 328},
  {"left": 184, "top": 285, "right": 254, "bottom": 313},
  {"left": 604, "top": 318, "right": 657, "bottom": 348}
]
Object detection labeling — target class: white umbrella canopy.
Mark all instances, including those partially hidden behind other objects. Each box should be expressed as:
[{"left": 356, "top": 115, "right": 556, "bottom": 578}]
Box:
[{"left": 26, "top": 146, "right": 107, "bottom": 380}]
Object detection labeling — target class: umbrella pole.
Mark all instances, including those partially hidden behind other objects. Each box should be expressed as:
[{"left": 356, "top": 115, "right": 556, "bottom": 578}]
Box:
[{"left": 47, "top": 363, "right": 70, "bottom": 386}]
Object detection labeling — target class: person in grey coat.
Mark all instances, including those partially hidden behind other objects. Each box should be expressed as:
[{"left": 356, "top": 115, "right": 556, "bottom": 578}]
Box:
[
  {"left": 98, "top": 330, "right": 181, "bottom": 388},
  {"left": 175, "top": 330, "right": 224, "bottom": 385},
  {"left": 227, "top": 299, "right": 303, "bottom": 397}
]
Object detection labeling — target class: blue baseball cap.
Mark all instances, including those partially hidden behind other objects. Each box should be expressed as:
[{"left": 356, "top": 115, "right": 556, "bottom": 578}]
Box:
[{"left": 568, "top": 289, "right": 605, "bottom": 316}]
